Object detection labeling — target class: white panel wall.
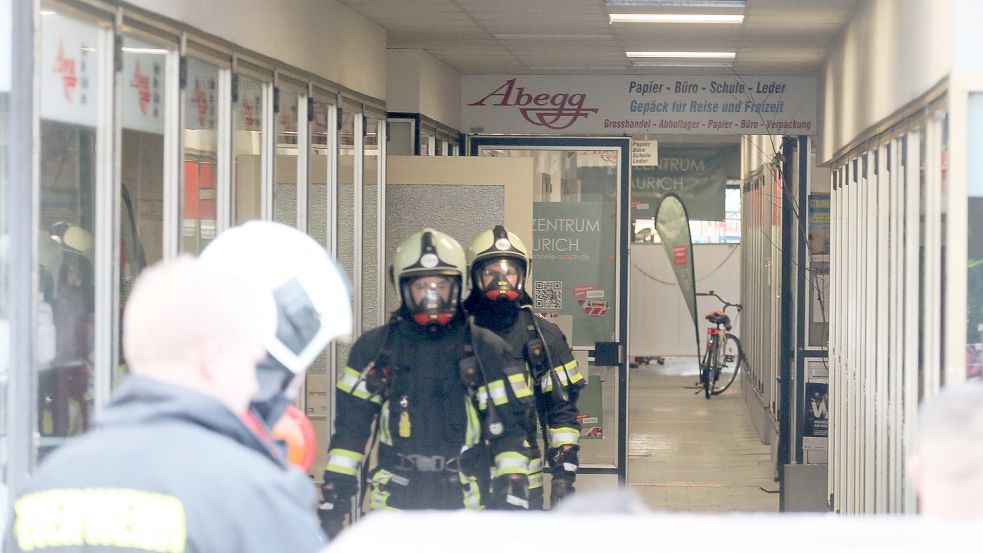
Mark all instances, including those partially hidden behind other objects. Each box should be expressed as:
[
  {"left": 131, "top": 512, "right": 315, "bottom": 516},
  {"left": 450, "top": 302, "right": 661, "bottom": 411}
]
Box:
[
  {"left": 386, "top": 48, "right": 462, "bottom": 130},
  {"left": 629, "top": 243, "right": 741, "bottom": 358},
  {"left": 130, "top": 0, "right": 388, "bottom": 100},
  {"left": 820, "top": 0, "right": 952, "bottom": 162}
]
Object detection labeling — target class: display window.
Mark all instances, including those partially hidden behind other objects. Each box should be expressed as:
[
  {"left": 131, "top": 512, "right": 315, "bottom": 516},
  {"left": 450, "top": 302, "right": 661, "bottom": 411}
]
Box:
[{"left": 233, "top": 72, "right": 269, "bottom": 223}]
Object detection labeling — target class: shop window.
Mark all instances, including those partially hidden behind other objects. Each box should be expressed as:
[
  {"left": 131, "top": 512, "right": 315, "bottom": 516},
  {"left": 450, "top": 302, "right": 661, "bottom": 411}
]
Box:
[
  {"left": 233, "top": 75, "right": 266, "bottom": 223},
  {"left": 362, "top": 116, "right": 382, "bottom": 332},
  {"left": 0, "top": 0, "right": 10, "bottom": 495},
  {"left": 37, "top": 12, "right": 110, "bottom": 458},
  {"left": 968, "top": 93, "right": 983, "bottom": 379},
  {"left": 634, "top": 187, "right": 741, "bottom": 244},
  {"left": 181, "top": 58, "right": 220, "bottom": 254},
  {"left": 273, "top": 86, "right": 301, "bottom": 227}
]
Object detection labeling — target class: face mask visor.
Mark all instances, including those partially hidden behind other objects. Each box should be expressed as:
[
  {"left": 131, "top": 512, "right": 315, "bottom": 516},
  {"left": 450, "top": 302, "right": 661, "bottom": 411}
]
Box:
[
  {"left": 401, "top": 274, "right": 460, "bottom": 326},
  {"left": 476, "top": 258, "right": 525, "bottom": 302}
]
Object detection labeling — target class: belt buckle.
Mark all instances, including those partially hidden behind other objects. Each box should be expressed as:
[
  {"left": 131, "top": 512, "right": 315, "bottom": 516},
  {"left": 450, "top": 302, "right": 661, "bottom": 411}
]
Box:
[{"left": 415, "top": 455, "right": 444, "bottom": 472}]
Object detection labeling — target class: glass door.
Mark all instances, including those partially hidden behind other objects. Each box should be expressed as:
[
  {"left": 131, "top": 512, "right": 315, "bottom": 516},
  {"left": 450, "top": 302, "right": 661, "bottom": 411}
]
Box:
[{"left": 472, "top": 136, "right": 630, "bottom": 481}]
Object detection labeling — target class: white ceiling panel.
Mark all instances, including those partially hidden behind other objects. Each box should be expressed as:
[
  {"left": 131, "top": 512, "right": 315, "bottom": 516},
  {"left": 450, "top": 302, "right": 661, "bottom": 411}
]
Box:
[{"left": 338, "top": 0, "right": 858, "bottom": 75}]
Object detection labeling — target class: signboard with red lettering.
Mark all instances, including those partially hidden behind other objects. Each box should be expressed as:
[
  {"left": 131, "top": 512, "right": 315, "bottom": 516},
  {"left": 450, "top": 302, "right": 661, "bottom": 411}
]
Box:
[
  {"left": 120, "top": 38, "right": 167, "bottom": 134},
  {"left": 40, "top": 14, "right": 105, "bottom": 126},
  {"left": 463, "top": 74, "right": 817, "bottom": 135}
]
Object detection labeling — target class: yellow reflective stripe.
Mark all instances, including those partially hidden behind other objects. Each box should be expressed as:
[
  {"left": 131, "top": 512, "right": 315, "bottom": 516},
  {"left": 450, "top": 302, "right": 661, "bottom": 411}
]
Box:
[
  {"left": 336, "top": 366, "right": 361, "bottom": 393},
  {"left": 337, "top": 366, "right": 382, "bottom": 404},
  {"left": 14, "top": 489, "right": 186, "bottom": 553},
  {"left": 507, "top": 373, "right": 533, "bottom": 399},
  {"left": 325, "top": 448, "right": 365, "bottom": 476},
  {"left": 549, "top": 427, "right": 580, "bottom": 448},
  {"left": 488, "top": 380, "right": 508, "bottom": 406},
  {"left": 528, "top": 457, "right": 544, "bottom": 489},
  {"left": 564, "top": 360, "right": 584, "bottom": 384},
  {"left": 494, "top": 452, "right": 529, "bottom": 476},
  {"left": 476, "top": 386, "right": 489, "bottom": 411},
  {"left": 541, "top": 374, "right": 553, "bottom": 392},
  {"left": 458, "top": 470, "right": 483, "bottom": 510},
  {"left": 379, "top": 401, "right": 393, "bottom": 446},
  {"left": 465, "top": 400, "right": 481, "bottom": 447},
  {"left": 368, "top": 470, "right": 400, "bottom": 511}
]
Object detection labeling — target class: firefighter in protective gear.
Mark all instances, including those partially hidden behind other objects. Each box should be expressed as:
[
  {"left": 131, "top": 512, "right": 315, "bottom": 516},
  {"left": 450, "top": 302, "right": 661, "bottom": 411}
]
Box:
[
  {"left": 464, "top": 225, "right": 585, "bottom": 509},
  {"left": 319, "top": 229, "right": 532, "bottom": 535},
  {"left": 200, "top": 221, "right": 353, "bottom": 468}
]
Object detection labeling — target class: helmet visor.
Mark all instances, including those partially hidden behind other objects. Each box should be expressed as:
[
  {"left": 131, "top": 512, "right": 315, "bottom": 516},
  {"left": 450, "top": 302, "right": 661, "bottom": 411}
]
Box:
[
  {"left": 401, "top": 275, "right": 460, "bottom": 325},
  {"left": 476, "top": 258, "right": 525, "bottom": 301}
]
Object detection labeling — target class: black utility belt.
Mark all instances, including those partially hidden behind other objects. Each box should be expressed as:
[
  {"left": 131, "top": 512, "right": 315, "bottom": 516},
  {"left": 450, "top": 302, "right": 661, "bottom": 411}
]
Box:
[{"left": 394, "top": 453, "right": 461, "bottom": 473}]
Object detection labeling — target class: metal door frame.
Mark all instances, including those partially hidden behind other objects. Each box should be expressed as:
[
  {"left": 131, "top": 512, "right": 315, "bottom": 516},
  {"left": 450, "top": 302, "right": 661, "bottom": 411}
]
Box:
[{"left": 470, "top": 135, "right": 630, "bottom": 483}]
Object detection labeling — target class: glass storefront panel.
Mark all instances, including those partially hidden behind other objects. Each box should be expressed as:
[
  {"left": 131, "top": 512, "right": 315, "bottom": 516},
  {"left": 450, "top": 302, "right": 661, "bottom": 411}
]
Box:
[
  {"left": 334, "top": 108, "right": 357, "bottom": 378},
  {"left": 478, "top": 145, "right": 623, "bottom": 469},
  {"left": 118, "top": 35, "right": 168, "bottom": 376},
  {"left": 234, "top": 75, "right": 266, "bottom": 223},
  {"left": 273, "top": 87, "right": 300, "bottom": 227},
  {"left": 181, "top": 58, "right": 219, "bottom": 254},
  {"left": 967, "top": 93, "right": 983, "bottom": 380},
  {"left": 362, "top": 116, "right": 381, "bottom": 332},
  {"left": 37, "top": 12, "right": 111, "bottom": 459},
  {"left": 1, "top": 0, "right": 10, "bottom": 507}
]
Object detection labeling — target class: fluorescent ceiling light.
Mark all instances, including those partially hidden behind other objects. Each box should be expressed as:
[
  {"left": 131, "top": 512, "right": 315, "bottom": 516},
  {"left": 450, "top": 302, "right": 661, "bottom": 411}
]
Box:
[
  {"left": 494, "top": 33, "right": 612, "bottom": 40},
  {"left": 529, "top": 66, "right": 627, "bottom": 71},
  {"left": 605, "top": 0, "right": 745, "bottom": 7},
  {"left": 40, "top": 9, "right": 58, "bottom": 15},
  {"left": 627, "top": 51, "right": 736, "bottom": 59},
  {"left": 121, "top": 47, "right": 169, "bottom": 54},
  {"left": 610, "top": 13, "right": 744, "bottom": 24},
  {"left": 631, "top": 60, "right": 734, "bottom": 68}
]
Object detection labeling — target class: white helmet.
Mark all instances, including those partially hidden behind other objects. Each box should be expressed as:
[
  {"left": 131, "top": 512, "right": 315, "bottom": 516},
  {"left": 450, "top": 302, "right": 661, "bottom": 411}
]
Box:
[{"left": 200, "top": 221, "right": 353, "bottom": 378}]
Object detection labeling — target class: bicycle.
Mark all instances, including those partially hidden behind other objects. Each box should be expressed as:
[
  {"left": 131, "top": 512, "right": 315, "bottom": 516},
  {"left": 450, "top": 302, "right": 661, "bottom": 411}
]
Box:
[{"left": 695, "top": 290, "right": 746, "bottom": 399}]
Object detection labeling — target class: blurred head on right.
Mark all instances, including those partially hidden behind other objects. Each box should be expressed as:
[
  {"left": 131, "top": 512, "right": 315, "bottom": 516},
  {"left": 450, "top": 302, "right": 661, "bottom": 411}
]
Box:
[
  {"left": 910, "top": 381, "right": 983, "bottom": 520},
  {"left": 122, "top": 255, "right": 273, "bottom": 416}
]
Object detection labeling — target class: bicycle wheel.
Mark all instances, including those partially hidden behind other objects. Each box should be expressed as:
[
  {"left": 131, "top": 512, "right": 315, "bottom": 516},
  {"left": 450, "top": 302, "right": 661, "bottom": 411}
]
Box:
[{"left": 711, "top": 333, "right": 744, "bottom": 396}]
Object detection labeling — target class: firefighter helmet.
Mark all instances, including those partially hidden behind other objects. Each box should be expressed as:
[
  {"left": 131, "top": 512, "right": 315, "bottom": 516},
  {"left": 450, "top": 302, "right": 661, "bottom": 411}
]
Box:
[
  {"left": 390, "top": 228, "right": 466, "bottom": 326},
  {"left": 467, "top": 225, "right": 530, "bottom": 302}
]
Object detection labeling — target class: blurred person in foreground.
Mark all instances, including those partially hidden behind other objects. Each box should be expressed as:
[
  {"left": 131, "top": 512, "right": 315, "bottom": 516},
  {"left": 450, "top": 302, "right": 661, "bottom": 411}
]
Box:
[
  {"left": 909, "top": 381, "right": 983, "bottom": 520},
  {"left": 6, "top": 256, "right": 329, "bottom": 552}
]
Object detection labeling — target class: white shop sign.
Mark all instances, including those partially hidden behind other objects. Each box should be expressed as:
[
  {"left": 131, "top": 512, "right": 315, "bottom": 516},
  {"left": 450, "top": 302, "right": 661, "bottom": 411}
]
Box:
[
  {"left": 120, "top": 38, "right": 167, "bottom": 135},
  {"left": 463, "top": 75, "right": 817, "bottom": 135},
  {"left": 1, "top": 0, "right": 10, "bottom": 92},
  {"left": 40, "top": 14, "right": 107, "bottom": 127},
  {"left": 631, "top": 140, "right": 658, "bottom": 167}
]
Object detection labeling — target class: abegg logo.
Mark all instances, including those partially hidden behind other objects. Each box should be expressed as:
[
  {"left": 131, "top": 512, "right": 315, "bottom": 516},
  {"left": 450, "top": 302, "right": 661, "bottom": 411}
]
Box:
[{"left": 468, "top": 78, "right": 598, "bottom": 130}]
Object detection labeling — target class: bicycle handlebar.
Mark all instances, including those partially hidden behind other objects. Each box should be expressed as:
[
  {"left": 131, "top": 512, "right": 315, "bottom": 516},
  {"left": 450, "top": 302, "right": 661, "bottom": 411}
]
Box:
[{"left": 696, "top": 290, "right": 742, "bottom": 312}]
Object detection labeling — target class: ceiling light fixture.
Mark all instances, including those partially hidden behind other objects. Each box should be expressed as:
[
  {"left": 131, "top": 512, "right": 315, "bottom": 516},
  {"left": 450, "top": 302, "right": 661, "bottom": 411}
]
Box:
[
  {"left": 121, "top": 47, "right": 169, "bottom": 55},
  {"left": 627, "top": 51, "right": 736, "bottom": 59},
  {"left": 610, "top": 13, "right": 744, "bottom": 24},
  {"left": 630, "top": 60, "right": 734, "bottom": 68},
  {"left": 605, "top": 0, "right": 745, "bottom": 7},
  {"left": 494, "top": 33, "right": 613, "bottom": 40}
]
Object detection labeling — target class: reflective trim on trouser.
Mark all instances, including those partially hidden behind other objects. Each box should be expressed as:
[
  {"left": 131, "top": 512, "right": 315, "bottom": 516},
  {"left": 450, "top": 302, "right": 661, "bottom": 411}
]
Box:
[
  {"left": 367, "top": 469, "right": 408, "bottom": 511},
  {"left": 336, "top": 366, "right": 382, "bottom": 404},
  {"left": 548, "top": 427, "right": 580, "bottom": 448},
  {"left": 494, "top": 451, "right": 529, "bottom": 476},
  {"left": 528, "top": 456, "right": 544, "bottom": 490},
  {"left": 458, "top": 471, "right": 484, "bottom": 510},
  {"left": 326, "top": 448, "right": 365, "bottom": 476}
]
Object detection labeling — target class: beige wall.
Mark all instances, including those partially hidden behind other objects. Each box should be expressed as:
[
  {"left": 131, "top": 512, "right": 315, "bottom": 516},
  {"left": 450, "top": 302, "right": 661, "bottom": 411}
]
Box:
[
  {"left": 385, "top": 49, "right": 462, "bottom": 130},
  {"left": 128, "top": 0, "right": 388, "bottom": 101},
  {"left": 820, "top": 0, "right": 952, "bottom": 162}
]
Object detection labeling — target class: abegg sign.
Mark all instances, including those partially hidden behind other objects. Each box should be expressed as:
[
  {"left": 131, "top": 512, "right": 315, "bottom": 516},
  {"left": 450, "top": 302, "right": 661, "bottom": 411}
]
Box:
[
  {"left": 468, "top": 78, "right": 599, "bottom": 130},
  {"left": 463, "top": 74, "right": 818, "bottom": 135}
]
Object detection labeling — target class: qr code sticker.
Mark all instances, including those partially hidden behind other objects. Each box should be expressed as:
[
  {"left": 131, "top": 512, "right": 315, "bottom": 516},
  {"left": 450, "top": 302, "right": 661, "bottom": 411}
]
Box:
[{"left": 534, "top": 281, "right": 563, "bottom": 310}]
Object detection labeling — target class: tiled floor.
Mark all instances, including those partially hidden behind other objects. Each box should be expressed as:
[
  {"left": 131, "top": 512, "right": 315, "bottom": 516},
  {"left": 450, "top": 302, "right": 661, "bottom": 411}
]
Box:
[{"left": 627, "top": 357, "right": 779, "bottom": 512}]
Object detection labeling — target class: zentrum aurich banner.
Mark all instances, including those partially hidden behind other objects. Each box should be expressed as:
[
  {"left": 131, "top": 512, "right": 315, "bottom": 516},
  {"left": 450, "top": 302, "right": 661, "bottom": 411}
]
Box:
[{"left": 462, "top": 74, "right": 817, "bottom": 135}]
